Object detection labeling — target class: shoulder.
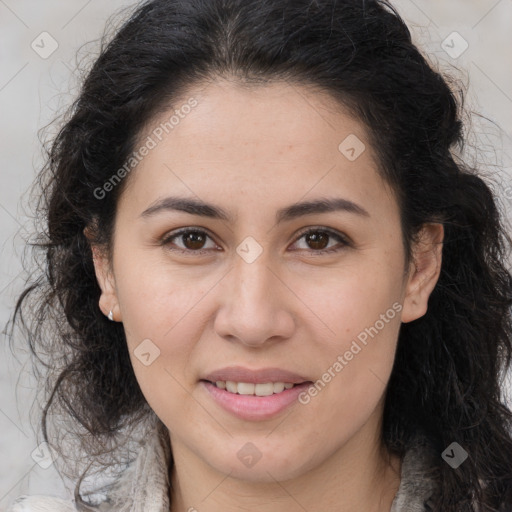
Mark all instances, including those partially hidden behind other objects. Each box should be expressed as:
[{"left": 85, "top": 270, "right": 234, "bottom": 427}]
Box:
[
  {"left": 8, "top": 422, "right": 171, "bottom": 512},
  {"left": 390, "top": 434, "right": 441, "bottom": 512},
  {"left": 8, "top": 495, "right": 77, "bottom": 512}
]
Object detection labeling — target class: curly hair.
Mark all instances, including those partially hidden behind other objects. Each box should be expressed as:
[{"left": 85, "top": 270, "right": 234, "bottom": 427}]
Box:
[{"left": 9, "top": 0, "right": 512, "bottom": 510}]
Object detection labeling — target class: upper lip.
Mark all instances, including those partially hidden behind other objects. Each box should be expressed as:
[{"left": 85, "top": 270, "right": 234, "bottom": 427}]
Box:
[{"left": 202, "top": 366, "right": 311, "bottom": 384}]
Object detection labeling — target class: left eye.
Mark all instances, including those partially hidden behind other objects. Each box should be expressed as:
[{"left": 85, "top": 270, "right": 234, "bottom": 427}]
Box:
[
  {"left": 161, "top": 227, "right": 350, "bottom": 255},
  {"left": 291, "top": 227, "right": 350, "bottom": 253}
]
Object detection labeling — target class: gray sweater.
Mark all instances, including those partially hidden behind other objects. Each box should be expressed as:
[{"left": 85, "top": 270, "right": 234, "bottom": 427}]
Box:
[{"left": 9, "top": 431, "right": 441, "bottom": 512}]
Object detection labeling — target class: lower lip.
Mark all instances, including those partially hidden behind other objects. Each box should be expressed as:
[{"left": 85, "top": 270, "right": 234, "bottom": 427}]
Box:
[{"left": 201, "top": 380, "right": 313, "bottom": 421}]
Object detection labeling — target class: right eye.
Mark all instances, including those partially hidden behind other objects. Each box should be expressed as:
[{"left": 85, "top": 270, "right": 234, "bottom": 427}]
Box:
[{"left": 160, "top": 228, "right": 220, "bottom": 255}]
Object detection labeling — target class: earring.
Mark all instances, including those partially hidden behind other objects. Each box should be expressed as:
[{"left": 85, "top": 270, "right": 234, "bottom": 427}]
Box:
[{"left": 108, "top": 310, "right": 114, "bottom": 321}]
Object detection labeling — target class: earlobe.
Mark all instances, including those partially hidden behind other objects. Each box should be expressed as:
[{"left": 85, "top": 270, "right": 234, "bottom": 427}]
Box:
[{"left": 401, "top": 223, "right": 444, "bottom": 324}]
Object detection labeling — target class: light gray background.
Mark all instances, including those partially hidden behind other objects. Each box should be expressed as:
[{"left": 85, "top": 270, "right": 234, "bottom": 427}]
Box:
[{"left": 1, "top": 1, "right": 511, "bottom": 509}]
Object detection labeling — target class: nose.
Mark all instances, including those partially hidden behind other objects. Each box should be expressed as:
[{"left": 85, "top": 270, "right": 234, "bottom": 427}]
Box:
[{"left": 213, "top": 253, "right": 296, "bottom": 348}]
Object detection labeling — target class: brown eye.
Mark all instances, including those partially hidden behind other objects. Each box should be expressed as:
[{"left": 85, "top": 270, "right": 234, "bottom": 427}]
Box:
[
  {"left": 292, "top": 227, "right": 350, "bottom": 254},
  {"left": 161, "top": 226, "right": 350, "bottom": 256},
  {"left": 180, "top": 231, "right": 207, "bottom": 250},
  {"left": 161, "top": 229, "right": 218, "bottom": 254},
  {"left": 304, "top": 231, "right": 330, "bottom": 250}
]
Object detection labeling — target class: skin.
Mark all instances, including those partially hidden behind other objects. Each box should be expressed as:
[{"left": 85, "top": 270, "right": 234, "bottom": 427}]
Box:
[{"left": 89, "top": 79, "right": 443, "bottom": 512}]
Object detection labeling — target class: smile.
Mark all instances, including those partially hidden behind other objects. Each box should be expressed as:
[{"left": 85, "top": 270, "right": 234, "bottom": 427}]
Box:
[{"left": 201, "top": 380, "right": 313, "bottom": 421}]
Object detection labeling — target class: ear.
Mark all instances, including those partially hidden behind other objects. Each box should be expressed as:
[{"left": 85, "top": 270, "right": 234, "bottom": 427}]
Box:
[
  {"left": 84, "top": 226, "right": 122, "bottom": 322},
  {"left": 401, "top": 223, "right": 444, "bottom": 323}
]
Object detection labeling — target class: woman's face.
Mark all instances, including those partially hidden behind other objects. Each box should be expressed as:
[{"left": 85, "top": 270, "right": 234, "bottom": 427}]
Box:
[{"left": 92, "top": 80, "right": 442, "bottom": 483}]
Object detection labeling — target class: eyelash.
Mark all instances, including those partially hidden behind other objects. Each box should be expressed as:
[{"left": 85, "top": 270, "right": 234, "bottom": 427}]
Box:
[{"left": 160, "top": 226, "right": 351, "bottom": 256}]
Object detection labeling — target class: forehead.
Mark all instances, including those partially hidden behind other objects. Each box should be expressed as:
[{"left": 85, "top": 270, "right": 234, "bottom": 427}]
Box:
[{"left": 118, "top": 80, "right": 396, "bottom": 221}]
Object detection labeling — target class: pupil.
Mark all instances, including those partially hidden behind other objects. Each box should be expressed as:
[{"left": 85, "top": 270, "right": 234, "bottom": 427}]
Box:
[
  {"left": 184, "top": 232, "right": 205, "bottom": 250},
  {"left": 307, "top": 232, "right": 328, "bottom": 250}
]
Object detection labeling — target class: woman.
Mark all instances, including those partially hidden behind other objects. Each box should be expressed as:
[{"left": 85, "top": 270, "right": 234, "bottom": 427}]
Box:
[{"left": 8, "top": 0, "right": 512, "bottom": 510}]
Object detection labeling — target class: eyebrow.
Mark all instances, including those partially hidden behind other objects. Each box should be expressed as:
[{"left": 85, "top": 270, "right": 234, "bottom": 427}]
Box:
[{"left": 139, "top": 196, "right": 370, "bottom": 223}]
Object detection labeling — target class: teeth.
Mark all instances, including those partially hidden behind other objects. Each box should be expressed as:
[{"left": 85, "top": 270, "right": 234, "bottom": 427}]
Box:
[{"left": 214, "top": 381, "right": 297, "bottom": 395}]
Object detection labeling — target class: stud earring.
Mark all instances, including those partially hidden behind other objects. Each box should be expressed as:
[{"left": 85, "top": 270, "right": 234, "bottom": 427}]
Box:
[{"left": 108, "top": 310, "right": 114, "bottom": 321}]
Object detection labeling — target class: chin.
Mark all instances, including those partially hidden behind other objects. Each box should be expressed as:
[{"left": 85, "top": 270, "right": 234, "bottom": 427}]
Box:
[
  {"left": 220, "top": 462, "right": 304, "bottom": 483},
  {"left": 204, "top": 443, "right": 315, "bottom": 483}
]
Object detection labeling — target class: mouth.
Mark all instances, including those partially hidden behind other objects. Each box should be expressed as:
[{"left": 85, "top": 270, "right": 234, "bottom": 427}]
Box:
[{"left": 200, "top": 379, "right": 314, "bottom": 421}]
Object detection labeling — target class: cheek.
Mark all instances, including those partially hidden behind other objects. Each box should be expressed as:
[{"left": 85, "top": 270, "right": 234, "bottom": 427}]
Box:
[
  {"left": 118, "top": 274, "right": 203, "bottom": 422},
  {"left": 115, "top": 253, "right": 213, "bottom": 340},
  {"left": 113, "top": 260, "right": 211, "bottom": 406},
  {"left": 297, "top": 264, "right": 403, "bottom": 416},
  {"left": 307, "top": 260, "right": 404, "bottom": 345}
]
